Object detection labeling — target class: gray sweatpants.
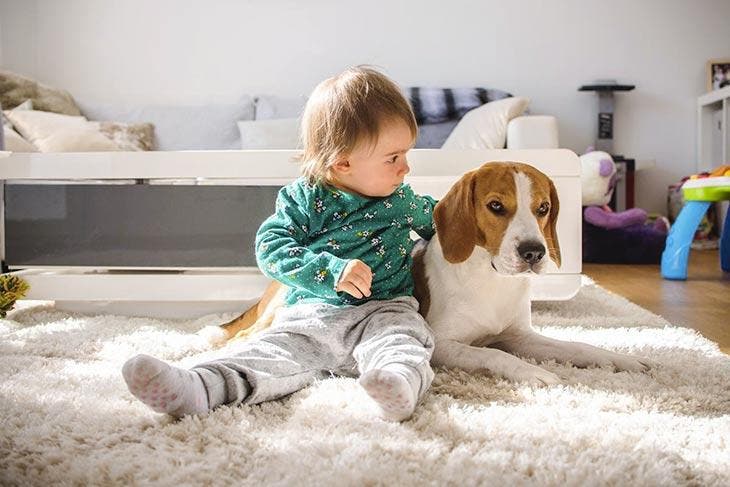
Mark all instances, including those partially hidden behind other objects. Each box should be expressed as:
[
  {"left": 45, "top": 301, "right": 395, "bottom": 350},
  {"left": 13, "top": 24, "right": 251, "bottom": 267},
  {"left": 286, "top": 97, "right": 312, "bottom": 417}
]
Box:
[{"left": 193, "top": 296, "right": 435, "bottom": 409}]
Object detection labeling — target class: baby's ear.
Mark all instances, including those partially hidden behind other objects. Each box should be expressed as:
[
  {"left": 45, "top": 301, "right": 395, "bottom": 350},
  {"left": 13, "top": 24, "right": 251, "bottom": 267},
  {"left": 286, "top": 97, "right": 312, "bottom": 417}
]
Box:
[{"left": 331, "top": 157, "right": 351, "bottom": 174}]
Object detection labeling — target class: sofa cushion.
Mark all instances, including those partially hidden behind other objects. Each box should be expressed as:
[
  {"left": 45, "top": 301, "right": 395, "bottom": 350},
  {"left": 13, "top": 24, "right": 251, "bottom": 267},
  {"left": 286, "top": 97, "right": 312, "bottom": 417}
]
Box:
[
  {"left": 442, "top": 97, "right": 529, "bottom": 150},
  {"left": 254, "top": 95, "right": 307, "bottom": 120},
  {"left": 2, "top": 98, "right": 33, "bottom": 128},
  {"left": 3, "top": 126, "right": 37, "bottom": 152},
  {"left": 238, "top": 118, "right": 300, "bottom": 149},
  {"left": 2, "top": 99, "right": 38, "bottom": 151},
  {"left": 0, "top": 70, "right": 82, "bottom": 115},
  {"left": 90, "top": 121, "right": 156, "bottom": 151},
  {"left": 79, "top": 96, "right": 255, "bottom": 150},
  {"left": 4, "top": 109, "right": 120, "bottom": 152}
]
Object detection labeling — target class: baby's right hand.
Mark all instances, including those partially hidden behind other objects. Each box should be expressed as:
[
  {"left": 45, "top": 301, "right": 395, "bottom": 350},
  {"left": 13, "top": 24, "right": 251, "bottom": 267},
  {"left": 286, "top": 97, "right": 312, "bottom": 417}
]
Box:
[{"left": 336, "top": 259, "right": 372, "bottom": 299}]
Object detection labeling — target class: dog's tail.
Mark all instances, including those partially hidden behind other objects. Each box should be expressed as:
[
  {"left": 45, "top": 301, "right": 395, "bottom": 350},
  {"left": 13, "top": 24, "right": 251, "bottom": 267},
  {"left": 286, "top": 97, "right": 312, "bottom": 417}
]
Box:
[
  {"left": 198, "top": 281, "right": 287, "bottom": 346},
  {"left": 221, "top": 281, "right": 287, "bottom": 340}
]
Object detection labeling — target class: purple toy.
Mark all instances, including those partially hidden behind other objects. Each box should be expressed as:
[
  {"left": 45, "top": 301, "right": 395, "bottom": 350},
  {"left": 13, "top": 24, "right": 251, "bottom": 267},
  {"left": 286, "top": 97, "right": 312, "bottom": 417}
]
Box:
[
  {"left": 584, "top": 206, "right": 647, "bottom": 229},
  {"left": 580, "top": 150, "right": 668, "bottom": 264}
]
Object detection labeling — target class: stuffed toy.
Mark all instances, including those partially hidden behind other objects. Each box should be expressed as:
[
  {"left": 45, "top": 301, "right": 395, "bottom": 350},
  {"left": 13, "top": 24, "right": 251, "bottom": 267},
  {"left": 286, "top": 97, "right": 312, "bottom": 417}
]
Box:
[{"left": 580, "top": 150, "right": 669, "bottom": 264}]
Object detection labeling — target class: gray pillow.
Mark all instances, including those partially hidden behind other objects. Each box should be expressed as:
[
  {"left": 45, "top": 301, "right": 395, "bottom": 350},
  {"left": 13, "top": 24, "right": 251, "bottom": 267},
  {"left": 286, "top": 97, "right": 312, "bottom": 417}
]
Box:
[
  {"left": 254, "top": 95, "right": 307, "bottom": 120},
  {"left": 79, "top": 96, "right": 255, "bottom": 150}
]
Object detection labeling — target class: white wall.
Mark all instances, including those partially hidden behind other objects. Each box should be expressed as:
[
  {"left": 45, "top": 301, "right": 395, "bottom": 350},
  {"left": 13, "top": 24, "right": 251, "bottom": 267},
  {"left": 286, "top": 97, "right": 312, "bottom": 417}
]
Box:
[{"left": 2, "top": 0, "right": 729, "bottom": 213}]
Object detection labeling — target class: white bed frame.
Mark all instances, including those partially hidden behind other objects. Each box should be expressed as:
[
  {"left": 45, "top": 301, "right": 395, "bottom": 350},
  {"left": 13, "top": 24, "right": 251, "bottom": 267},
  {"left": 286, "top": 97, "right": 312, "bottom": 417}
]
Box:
[{"left": 0, "top": 149, "right": 582, "bottom": 318}]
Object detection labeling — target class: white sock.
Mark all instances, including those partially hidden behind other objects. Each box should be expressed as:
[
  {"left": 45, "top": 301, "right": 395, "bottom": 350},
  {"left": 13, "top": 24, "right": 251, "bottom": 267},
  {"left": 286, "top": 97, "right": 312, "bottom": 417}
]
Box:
[
  {"left": 122, "top": 354, "right": 209, "bottom": 417},
  {"left": 358, "top": 366, "right": 419, "bottom": 422}
]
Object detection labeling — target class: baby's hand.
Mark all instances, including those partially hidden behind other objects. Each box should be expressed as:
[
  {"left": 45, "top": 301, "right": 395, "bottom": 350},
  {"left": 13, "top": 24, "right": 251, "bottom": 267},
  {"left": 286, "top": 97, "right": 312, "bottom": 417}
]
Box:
[{"left": 336, "top": 259, "right": 372, "bottom": 299}]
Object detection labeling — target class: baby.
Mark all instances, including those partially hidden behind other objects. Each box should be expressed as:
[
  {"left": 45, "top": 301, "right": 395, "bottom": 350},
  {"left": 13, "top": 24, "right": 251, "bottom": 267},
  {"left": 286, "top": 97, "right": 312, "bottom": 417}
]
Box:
[{"left": 122, "top": 66, "right": 437, "bottom": 421}]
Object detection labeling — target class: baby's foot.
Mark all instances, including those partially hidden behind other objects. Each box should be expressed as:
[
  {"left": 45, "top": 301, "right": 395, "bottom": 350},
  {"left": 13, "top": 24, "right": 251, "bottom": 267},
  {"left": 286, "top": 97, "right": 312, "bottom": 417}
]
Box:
[
  {"left": 359, "top": 369, "right": 417, "bottom": 422},
  {"left": 122, "top": 354, "right": 209, "bottom": 417}
]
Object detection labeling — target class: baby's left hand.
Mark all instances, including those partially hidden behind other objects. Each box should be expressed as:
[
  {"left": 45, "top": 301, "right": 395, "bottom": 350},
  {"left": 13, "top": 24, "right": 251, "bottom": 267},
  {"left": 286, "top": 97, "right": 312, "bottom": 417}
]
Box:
[{"left": 336, "top": 259, "right": 372, "bottom": 299}]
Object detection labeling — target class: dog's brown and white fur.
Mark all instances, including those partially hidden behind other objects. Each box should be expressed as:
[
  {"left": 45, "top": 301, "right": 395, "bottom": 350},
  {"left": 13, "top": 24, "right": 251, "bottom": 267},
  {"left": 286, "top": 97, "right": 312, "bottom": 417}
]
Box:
[
  {"left": 215, "top": 161, "right": 651, "bottom": 384},
  {"left": 415, "top": 161, "right": 651, "bottom": 385}
]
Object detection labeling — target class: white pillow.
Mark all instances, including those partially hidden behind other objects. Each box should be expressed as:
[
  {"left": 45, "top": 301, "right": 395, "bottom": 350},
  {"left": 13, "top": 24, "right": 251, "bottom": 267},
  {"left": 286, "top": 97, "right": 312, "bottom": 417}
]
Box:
[
  {"left": 3, "top": 109, "right": 120, "bottom": 152},
  {"left": 2, "top": 99, "right": 33, "bottom": 124},
  {"left": 238, "top": 118, "right": 300, "bottom": 150},
  {"left": 3, "top": 125, "right": 37, "bottom": 152},
  {"left": 2, "top": 100, "right": 37, "bottom": 151},
  {"left": 441, "top": 97, "right": 530, "bottom": 150},
  {"left": 2, "top": 98, "right": 33, "bottom": 128}
]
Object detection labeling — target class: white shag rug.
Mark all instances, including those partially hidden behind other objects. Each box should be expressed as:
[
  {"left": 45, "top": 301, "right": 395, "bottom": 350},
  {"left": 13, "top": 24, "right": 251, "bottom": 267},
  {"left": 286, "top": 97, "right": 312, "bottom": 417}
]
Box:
[{"left": 1, "top": 278, "right": 729, "bottom": 486}]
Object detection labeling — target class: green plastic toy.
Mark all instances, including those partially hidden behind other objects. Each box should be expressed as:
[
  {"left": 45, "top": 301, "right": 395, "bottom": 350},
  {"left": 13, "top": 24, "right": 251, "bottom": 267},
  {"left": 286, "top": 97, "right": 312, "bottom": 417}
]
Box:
[{"left": 661, "top": 165, "right": 730, "bottom": 280}]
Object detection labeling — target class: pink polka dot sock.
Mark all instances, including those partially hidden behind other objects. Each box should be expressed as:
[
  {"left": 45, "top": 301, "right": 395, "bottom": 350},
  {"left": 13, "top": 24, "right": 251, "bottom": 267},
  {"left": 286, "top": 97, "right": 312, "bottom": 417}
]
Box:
[
  {"left": 122, "top": 354, "right": 209, "bottom": 417},
  {"left": 358, "top": 367, "right": 419, "bottom": 422}
]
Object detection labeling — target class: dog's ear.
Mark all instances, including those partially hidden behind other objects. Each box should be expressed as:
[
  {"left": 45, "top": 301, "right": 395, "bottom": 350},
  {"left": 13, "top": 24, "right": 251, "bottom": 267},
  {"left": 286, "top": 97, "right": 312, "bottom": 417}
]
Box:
[
  {"left": 544, "top": 178, "right": 561, "bottom": 268},
  {"left": 434, "top": 170, "right": 477, "bottom": 263}
]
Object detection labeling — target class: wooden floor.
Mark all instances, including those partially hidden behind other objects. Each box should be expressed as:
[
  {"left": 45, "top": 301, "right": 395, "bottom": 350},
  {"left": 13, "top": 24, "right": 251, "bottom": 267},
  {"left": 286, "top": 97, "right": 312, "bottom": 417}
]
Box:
[{"left": 583, "top": 249, "right": 730, "bottom": 354}]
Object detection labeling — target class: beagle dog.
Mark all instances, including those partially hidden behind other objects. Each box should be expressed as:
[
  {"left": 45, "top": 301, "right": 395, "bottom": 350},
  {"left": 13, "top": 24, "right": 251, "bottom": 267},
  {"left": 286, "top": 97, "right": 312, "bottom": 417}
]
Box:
[
  {"left": 216, "top": 162, "right": 651, "bottom": 385},
  {"left": 415, "top": 161, "right": 651, "bottom": 385}
]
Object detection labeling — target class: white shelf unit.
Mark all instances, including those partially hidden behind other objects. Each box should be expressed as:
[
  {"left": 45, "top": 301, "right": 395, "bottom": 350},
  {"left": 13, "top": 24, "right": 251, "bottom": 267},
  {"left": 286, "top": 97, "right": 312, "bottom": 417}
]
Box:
[
  {"left": 697, "top": 85, "right": 730, "bottom": 172},
  {"left": 0, "top": 149, "right": 582, "bottom": 318},
  {"left": 696, "top": 86, "right": 730, "bottom": 233}
]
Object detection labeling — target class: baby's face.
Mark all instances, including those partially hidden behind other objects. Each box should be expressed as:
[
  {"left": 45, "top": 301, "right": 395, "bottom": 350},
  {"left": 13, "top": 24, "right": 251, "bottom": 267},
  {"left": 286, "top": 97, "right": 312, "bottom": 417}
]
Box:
[{"left": 331, "top": 119, "right": 414, "bottom": 198}]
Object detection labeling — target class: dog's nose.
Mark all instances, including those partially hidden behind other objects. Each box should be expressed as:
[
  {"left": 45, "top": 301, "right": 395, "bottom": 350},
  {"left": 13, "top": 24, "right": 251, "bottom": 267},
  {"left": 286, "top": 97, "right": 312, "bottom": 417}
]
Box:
[{"left": 517, "top": 241, "right": 545, "bottom": 265}]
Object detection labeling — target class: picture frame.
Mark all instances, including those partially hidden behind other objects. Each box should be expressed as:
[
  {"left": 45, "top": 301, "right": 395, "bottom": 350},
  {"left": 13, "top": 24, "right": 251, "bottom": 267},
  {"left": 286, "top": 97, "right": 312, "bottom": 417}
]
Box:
[{"left": 706, "top": 58, "right": 730, "bottom": 92}]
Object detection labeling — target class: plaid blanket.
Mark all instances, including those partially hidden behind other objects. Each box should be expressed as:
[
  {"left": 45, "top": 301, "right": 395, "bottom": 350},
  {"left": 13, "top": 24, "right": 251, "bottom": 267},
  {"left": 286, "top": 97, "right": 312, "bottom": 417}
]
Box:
[{"left": 406, "top": 87, "right": 512, "bottom": 125}]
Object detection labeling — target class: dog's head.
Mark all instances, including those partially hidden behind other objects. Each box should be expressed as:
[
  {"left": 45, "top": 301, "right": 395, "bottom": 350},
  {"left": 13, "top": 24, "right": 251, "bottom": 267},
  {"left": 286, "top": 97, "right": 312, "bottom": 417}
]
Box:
[{"left": 433, "top": 161, "right": 561, "bottom": 274}]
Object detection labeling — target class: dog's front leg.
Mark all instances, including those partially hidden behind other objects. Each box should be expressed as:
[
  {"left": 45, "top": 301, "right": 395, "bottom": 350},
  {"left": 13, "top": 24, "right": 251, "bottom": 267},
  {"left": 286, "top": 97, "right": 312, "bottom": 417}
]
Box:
[
  {"left": 432, "top": 338, "right": 561, "bottom": 386},
  {"left": 495, "top": 331, "right": 654, "bottom": 372}
]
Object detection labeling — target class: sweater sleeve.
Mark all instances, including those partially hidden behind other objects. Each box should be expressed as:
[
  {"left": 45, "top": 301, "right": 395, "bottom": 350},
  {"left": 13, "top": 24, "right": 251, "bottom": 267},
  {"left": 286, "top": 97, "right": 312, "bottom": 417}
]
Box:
[
  {"left": 255, "top": 184, "right": 349, "bottom": 298},
  {"left": 404, "top": 186, "right": 437, "bottom": 240}
]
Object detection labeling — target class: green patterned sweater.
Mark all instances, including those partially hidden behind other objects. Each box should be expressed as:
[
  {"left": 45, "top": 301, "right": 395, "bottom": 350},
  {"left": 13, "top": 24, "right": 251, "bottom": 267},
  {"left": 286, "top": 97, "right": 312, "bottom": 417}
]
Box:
[{"left": 255, "top": 178, "right": 437, "bottom": 306}]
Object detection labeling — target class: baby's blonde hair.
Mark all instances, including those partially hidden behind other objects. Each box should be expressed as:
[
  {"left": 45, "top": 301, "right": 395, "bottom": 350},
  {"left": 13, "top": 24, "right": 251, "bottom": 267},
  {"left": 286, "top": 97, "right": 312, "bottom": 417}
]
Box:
[{"left": 300, "top": 66, "right": 417, "bottom": 184}]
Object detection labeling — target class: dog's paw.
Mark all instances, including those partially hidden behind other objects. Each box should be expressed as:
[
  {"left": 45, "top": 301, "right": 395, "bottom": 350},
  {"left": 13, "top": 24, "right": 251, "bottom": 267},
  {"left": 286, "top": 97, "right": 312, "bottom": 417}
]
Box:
[
  {"left": 609, "top": 353, "right": 656, "bottom": 373},
  {"left": 508, "top": 364, "right": 562, "bottom": 386},
  {"left": 197, "top": 325, "right": 228, "bottom": 347}
]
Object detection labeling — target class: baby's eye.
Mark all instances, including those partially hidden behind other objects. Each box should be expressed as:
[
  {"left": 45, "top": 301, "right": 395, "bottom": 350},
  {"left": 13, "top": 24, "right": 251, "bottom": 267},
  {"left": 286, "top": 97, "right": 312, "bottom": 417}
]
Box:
[{"left": 386, "top": 155, "right": 397, "bottom": 164}]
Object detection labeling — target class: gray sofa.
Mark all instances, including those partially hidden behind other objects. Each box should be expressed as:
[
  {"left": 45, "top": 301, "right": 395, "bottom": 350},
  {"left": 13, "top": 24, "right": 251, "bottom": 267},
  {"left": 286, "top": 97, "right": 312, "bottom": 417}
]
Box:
[{"left": 77, "top": 92, "right": 557, "bottom": 152}]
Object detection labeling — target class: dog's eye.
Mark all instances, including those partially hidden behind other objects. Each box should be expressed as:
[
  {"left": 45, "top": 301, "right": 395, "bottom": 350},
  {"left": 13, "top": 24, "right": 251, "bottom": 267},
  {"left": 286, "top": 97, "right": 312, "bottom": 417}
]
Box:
[
  {"left": 488, "top": 201, "right": 505, "bottom": 214},
  {"left": 537, "top": 202, "right": 550, "bottom": 216}
]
